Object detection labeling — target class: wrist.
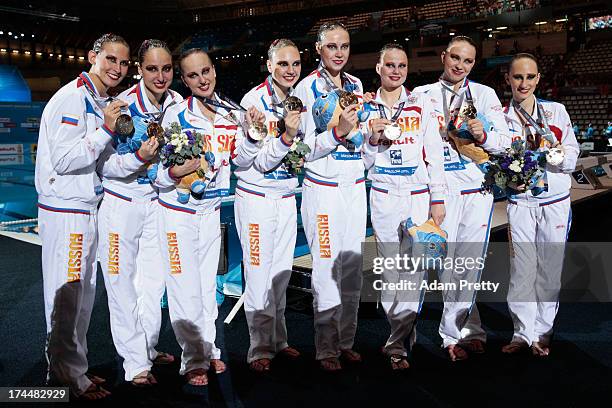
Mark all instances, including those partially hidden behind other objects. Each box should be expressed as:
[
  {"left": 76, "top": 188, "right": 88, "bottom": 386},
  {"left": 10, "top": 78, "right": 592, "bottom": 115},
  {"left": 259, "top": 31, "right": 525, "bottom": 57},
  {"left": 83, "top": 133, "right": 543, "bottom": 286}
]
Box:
[
  {"left": 168, "top": 166, "right": 181, "bottom": 181},
  {"left": 280, "top": 132, "right": 293, "bottom": 147}
]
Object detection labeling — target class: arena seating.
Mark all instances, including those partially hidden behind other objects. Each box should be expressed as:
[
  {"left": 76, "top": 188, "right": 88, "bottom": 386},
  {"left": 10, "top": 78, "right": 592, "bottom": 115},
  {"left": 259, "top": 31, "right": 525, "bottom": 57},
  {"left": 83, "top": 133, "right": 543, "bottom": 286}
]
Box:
[
  {"left": 566, "top": 40, "right": 612, "bottom": 75},
  {"left": 560, "top": 94, "right": 611, "bottom": 136}
]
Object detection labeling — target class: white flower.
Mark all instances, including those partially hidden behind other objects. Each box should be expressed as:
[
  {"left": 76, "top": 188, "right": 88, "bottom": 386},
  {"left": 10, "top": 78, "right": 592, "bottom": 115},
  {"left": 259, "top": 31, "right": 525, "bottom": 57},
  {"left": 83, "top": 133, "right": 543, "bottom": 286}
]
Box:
[
  {"left": 509, "top": 160, "right": 522, "bottom": 173},
  {"left": 290, "top": 142, "right": 298, "bottom": 152}
]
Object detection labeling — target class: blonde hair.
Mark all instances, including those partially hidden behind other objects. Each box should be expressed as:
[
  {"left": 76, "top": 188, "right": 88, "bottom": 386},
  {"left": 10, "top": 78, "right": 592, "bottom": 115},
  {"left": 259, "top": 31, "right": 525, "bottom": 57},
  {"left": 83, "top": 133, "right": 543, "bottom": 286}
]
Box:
[{"left": 267, "top": 38, "right": 298, "bottom": 60}]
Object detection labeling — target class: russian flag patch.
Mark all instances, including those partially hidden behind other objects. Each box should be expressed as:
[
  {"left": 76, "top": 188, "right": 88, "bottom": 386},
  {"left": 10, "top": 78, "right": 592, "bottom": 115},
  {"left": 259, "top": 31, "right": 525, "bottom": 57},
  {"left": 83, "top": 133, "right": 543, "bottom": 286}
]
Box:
[{"left": 61, "top": 114, "right": 79, "bottom": 126}]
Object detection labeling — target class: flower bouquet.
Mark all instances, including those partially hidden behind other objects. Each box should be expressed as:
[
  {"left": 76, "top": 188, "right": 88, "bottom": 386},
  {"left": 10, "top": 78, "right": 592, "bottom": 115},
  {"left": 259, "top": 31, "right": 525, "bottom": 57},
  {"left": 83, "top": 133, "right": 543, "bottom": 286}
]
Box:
[
  {"left": 483, "top": 139, "right": 547, "bottom": 195},
  {"left": 282, "top": 136, "right": 310, "bottom": 175},
  {"left": 160, "top": 122, "right": 216, "bottom": 203}
]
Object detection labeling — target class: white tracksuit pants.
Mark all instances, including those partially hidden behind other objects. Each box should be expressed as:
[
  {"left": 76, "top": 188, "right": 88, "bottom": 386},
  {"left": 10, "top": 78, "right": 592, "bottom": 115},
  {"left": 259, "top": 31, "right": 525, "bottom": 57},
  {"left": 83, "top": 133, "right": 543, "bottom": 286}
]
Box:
[
  {"left": 507, "top": 195, "right": 571, "bottom": 346},
  {"left": 39, "top": 206, "right": 97, "bottom": 396},
  {"left": 158, "top": 205, "right": 221, "bottom": 375},
  {"left": 438, "top": 191, "right": 493, "bottom": 348},
  {"left": 98, "top": 194, "right": 166, "bottom": 380},
  {"left": 301, "top": 180, "right": 366, "bottom": 360},
  {"left": 234, "top": 190, "right": 297, "bottom": 363},
  {"left": 370, "top": 188, "right": 430, "bottom": 357}
]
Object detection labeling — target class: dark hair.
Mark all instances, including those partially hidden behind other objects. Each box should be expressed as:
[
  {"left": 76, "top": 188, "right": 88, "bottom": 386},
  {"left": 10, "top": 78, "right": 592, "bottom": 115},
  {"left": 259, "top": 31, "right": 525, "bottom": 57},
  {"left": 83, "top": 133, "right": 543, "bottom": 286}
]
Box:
[
  {"left": 138, "top": 39, "right": 171, "bottom": 64},
  {"left": 508, "top": 52, "right": 539, "bottom": 72},
  {"left": 316, "top": 21, "right": 348, "bottom": 43},
  {"left": 92, "top": 33, "right": 129, "bottom": 54},
  {"left": 178, "top": 48, "right": 209, "bottom": 74},
  {"left": 267, "top": 38, "right": 298, "bottom": 60},
  {"left": 379, "top": 43, "right": 407, "bottom": 61},
  {"left": 446, "top": 35, "right": 478, "bottom": 54}
]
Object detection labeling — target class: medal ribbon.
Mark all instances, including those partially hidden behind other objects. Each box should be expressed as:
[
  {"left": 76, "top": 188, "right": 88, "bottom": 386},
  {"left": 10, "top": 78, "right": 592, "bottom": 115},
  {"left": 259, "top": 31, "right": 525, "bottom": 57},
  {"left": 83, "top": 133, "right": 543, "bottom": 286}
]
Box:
[
  {"left": 317, "top": 63, "right": 351, "bottom": 93},
  {"left": 377, "top": 101, "right": 405, "bottom": 122},
  {"left": 440, "top": 77, "right": 469, "bottom": 128},
  {"left": 512, "top": 98, "right": 557, "bottom": 146}
]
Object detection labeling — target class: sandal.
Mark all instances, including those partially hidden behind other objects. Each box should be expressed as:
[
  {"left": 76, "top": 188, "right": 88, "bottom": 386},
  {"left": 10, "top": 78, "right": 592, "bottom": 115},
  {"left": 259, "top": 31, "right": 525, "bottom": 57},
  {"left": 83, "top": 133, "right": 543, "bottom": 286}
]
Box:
[
  {"left": 340, "top": 349, "right": 362, "bottom": 363},
  {"left": 319, "top": 357, "right": 342, "bottom": 372},
  {"left": 278, "top": 346, "right": 301, "bottom": 359},
  {"left": 446, "top": 344, "right": 468, "bottom": 361},
  {"left": 210, "top": 359, "right": 227, "bottom": 374},
  {"left": 460, "top": 339, "right": 486, "bottom": 354},
  {"left": 131, "top": 370, "right": 157, "bottom": 387},
  {"left": 389, "top": 354, "right": 410, "bottom": 371},
  {"left": 249, "top": 358, "right": 271, "bottom": 372},
  {"left": 153, "top": 351, "right": 175, "bottom": 365},
  {"left": 86, "top": 373, "right": 106, "bottom": 385},
  {"left": 501, "top": 341, "right": 529, "bottom": 354},
  {"left": 78, "top": 383, "right": 111, "bottom": 400},
  {"left": 185, "top": 369, "right": 208, "bottom": 386},
  {"left": 531, "top": 342, "right": 550, "bottom": 357}
]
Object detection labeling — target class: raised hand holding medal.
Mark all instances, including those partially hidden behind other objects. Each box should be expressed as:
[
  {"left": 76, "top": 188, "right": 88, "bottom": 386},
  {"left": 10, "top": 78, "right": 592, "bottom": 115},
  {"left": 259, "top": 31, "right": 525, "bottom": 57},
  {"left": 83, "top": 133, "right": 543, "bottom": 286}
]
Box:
[{"left": 513, "top": 99, "right": 565, "bottom": 166}]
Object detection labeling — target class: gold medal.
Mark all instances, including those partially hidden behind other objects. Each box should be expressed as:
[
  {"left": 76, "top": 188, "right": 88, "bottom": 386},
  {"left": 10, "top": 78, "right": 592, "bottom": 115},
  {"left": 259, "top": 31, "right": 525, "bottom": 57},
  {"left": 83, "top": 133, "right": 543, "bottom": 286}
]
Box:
[
  {"left": 283, "top": 96, "right": 303, "bottom": 112},
  {"left": 115, "top": 114, "right": 134, "bottom": 136},
  {"left": 460, "top": 102, "right": 477, "bottom": 121},
  {"left": 338, "top": 91, "right": 358, "bottom": 109},
  {"left": 146, "top": 122, "right": 165, "bottom": 145}
]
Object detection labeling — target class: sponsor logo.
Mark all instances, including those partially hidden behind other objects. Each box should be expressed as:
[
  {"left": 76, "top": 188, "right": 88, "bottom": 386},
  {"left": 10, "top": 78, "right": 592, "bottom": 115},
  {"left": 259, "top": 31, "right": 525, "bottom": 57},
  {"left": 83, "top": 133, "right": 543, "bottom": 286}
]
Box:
[
  {"left": 249, "top": 223, "right": 260, "bottom": 266},
  {"left": 397, "top": 116, "right": 420, "bottom": 132},
  {"left": 108, "top": 233, "right": 119, "bottom": 274},
  {"left": 545, "top": 110, "right": 553, "bottom": 119},
  {"left": 390, "top": 150, "right": 402, "bottom": 165},
  {"left": 167, "top": 232, "right": 182, "bottom": 274},
  {"left": 67, "top": 233, "right": 83, "bottom": 282},
  {"left": 317, "top": 214, "right": 331, "bottom": 258}
]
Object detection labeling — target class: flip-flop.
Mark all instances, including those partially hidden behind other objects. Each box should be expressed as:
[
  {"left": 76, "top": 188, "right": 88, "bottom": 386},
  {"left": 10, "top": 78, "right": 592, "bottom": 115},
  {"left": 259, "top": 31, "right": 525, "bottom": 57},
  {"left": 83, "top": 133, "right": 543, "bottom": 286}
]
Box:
[
  {"left": 501, "top": 341, "right": 529, "bottom": 354},
  {"left": 389, "top": 354, "right": 410, "bottom": 371},
  {"left": 153, "top": 352, "right": 175, "bottom": 365},
  {"left": 78, "top": 383, "right": 111, "bottom": 400},
  {"left": 278, "top": 346, "right": 301, "bottom": 359},
  {"left": 447, "top": 344, "right": 469, "bottom": 361},
  {"left": 210, "top": 359, "right": 227, "bottom": 374},
  {"left": 319, "top": 357, "right": 342, "bottom": 372},
  {"left": 185, "top": 369, "right": 208, "bottom": 386},
  {"left": 86, "top": 373, "right": 106, "bottom": 385},
  {"left": 340, "top": 349, "right": 362, "bottom": 363},
  {"left": 531, "top": 342, "right": 550, "bottom": 357},
  {"left": 131, "top": 371, "right": 157, "bottom": 387},
  {"left": 460, "top": 339, "right": 486, "bottom": 354},
  {"left": 249, "top": 358, "right": 271, "bottom": 372}
]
